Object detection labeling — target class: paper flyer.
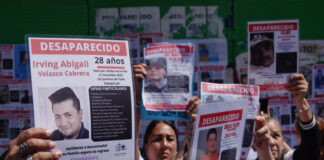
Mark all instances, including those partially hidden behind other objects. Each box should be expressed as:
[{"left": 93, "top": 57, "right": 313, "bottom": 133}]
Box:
[
  {"left": 0, "top": 45, "right": 14, "bottom": 79},
  {"left": 112, "top": 33, "right": 139, "bottom": 64},
  {"left": 199, "top": 65, "right": 225, "bottom": 84},
  {"left": 142, "top": 42, "right": 195, "bottom": 111},
  {"left": 200, "top": 82, "right": 259, "bottom": 159},
  {"left": 190, "top": 100, "right": 248, "bottom": 160},
  {"left": 161, "top": 6, "right": 186, "bottom": 39},
  {"left": 248, "top": 20, "right": 299, "bottom": 87},
  {"left": 259, "top": 85, "right": 290, "bottom": 100},
  {"left": 95, "top": 8, "right": 119, "bottom": 37},
  {"left": 139, "top": 7, "right": 160, "bottom": 33},
  {"left": 207, "top": 6, "right": 225, "bottom": 38},
  {"left": 196, "top": 38, "right": 228, "bottom": 65},
  {"left": 28, "top": 36, "right": 135, "bottom": 160},
  {"left": 186, "top": 6, "right": 206, "bottom": 38},
  {"left": 139, "top": 33, "right": 163, "bottom": 59},
  {"left": 14, "top": 45, "right": 30, "bottom": 79},
  {"left": 0, "top": 109, "right": 34, "bottom": 155},
  {"left": 120, "top": 7, "right": 139, "bottom": 33},
  {"left": 313, "top": 64, "right": 324, "bottom": 98},
  {"left": 235, "top": 52, "right": 248, "bottom": 84}
]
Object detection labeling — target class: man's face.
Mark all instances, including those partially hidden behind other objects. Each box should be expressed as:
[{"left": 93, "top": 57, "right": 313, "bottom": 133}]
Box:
[
  {"left": 260, "top": 47, "right": 274, "bottom": 67},
  {"left": 52, "top": 99, "right": 83, "bottom": 139},
  {"left": 147, "top": 65, "right": 166, "bottom": 81}
]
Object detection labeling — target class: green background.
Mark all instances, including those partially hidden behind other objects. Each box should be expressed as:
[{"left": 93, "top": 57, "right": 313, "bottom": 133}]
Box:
[{"left": 1, "top": 0, "right": 323, "bottom": 63}]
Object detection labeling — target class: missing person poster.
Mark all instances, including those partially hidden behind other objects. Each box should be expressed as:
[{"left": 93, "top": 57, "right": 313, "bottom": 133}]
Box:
[
  {"left": 248, "top": 20, "right": 299, "bottom": 87},
  {"left": 28, "top": 36, "right": 135, "bottom": 160},
  {"left": 200, "top": 82, "right": 259, "bottom": 159},
  {"left": 142, "top": 42, "right": 195, "bottom": 111},
  {"left": 190, "top": 100, "right": 248, "bottom": 160}
]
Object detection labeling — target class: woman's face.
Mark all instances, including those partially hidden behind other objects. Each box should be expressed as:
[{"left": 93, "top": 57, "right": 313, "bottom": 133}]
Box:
[
  {"left": 144, "top": 122, "right": 177, "bottom": 160},
  {"left": 207, "top": 133, "right": 217, "bottom": 153},
  {"left": 267, "top": 120, "right": 284, "bottom": 160}
]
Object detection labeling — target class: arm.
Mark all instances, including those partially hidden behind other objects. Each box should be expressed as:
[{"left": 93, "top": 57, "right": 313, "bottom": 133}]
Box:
[
  {"left": 286, "top": 74, "right": 312, "bottom": 123},
  {"left": 253, "top": 116, "right": 275, "bottom": 160},
  {"left": 133, "top": 63, "right": 147, "bottom": 160},
  {"left": 176, "top": 96, "right": 200, "bottom": 160},
  {"left": 2, "top": 128, "right": 61, "bottom": 160},
  {"left": 287, "top": 74, "right": 321, "bottom": 160}
]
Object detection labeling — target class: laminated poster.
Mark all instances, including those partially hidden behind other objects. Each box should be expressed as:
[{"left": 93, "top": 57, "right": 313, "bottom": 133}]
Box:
[
  {"left": 190, "top": 100, "right": 248, "bottom": 160},
  {"left": 248, "top": 20, "right": 299, "bottom": 90},
  {"left": 28, "top": 36, "right": 135, "bottom": 160}
]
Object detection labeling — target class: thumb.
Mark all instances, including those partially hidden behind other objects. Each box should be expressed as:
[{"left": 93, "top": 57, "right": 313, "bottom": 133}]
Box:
[{"left": 255, "top": 116, "right": 266, "bottom": 130}]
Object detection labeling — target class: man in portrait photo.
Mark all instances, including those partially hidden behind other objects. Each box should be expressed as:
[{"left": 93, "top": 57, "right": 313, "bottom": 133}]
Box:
[
  {"left": 250, "top": 33, "right": 275, "bottom": 74},
  {"left": 48, "top": 87, "right": 89, "bottom": 140},
  {"left": 144, "top": 58, "right": 168, "bottom": 93}
]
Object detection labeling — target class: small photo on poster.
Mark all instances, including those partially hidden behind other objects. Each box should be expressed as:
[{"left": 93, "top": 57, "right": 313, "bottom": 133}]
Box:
[
  {"left": 0, "top": 120, "right": 9, "bottom": 138},
  {"left": 38, "top": 87, "right": 90, "bottom": 141},
  {"left": 0, "top": 85, "right": 9, "bottom": 104},
  {"left": 276, "top": 52, "right": 297, "bottom": 74},
  {"left": 249, "top": 32, "right": 275, "bottom": 74},
  {"left": 314, "top": 68, "right": 324, "bottom": 89},
  {"left": 144, "top": 58, "right": 168, "bottom": 93},
  {"left": 196, "top": 127, "right": 222, "bottom": 160}
]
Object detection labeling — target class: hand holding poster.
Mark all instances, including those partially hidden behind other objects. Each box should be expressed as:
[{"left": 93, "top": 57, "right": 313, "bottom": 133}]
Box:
[
  {"left": 190, "top": 100, "right": 248, "bottom": 160},
  {"left": 28, "top": 36, "right": 135, "bottom": 159},
  {"left": 248, "top": 20, "right": 299, "bottom": 88}
]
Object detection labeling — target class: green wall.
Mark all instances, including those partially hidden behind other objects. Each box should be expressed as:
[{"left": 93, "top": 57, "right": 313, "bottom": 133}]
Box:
[{"left": 1, "top": 0, "right": 324, "bottom": 62}]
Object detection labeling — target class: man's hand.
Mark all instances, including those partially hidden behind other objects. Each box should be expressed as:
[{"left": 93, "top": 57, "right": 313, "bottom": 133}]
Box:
[{"left": 253, "top": 116, "right": 274, "bottom": 160}]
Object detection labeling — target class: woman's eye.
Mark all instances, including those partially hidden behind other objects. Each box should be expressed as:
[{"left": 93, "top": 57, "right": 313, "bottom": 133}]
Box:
[
  {"left": 167, "top": 137, "right": 174, "bottom": 142},
  {"left": 152, "top": 137, "right": 162, "bottom": 142}
]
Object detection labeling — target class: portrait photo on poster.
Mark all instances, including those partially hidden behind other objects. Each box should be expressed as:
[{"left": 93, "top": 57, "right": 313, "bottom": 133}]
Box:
[
  {"left": 315, "top": 68, "right": 324, "bottom": 89},
  {"left": 196, "top": 127, "right": 222, "bottom": 160},
  {"left": 249, "top": 32, "right": 275, "bottom": 74},
  {"left": 144, "top": 57, "right": 168, "bottom": 93},
  {"left": 38, "top": 87, "right": 90, "bottom": 141},
  {"left": 0, "top": 85, "right": 9, "bottom": 104}
]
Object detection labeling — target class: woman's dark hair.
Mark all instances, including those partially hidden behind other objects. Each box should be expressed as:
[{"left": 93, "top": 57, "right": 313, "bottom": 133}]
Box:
[
  {"left": 143, "top": 120, "right": 178, "bottom": 145},
  {"left": 207, "top": 128, "right": 217, "bottom": 141}
]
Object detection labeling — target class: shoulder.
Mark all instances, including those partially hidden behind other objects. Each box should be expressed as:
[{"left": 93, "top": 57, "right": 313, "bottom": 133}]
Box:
[
  {"left": 49, "top": 129, "right": 64, "bottom": 140},
  {"left": 78, "top": 126, "right": 89, "bottom": 139},
  {"left": 284, "top": 149, "right": 294, "bottom": 160}
]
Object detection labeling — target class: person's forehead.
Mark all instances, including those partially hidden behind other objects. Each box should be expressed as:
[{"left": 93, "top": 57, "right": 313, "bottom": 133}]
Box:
[
  {"left": 267, "top": 120, "right": 281, "bottom": 133},
  {"left": 150, "top": 122, "right": 176, "bottom": 136},
  {"left": 52, "top": 99, "right": 77, "bottom": 112},
  {"left": 208, "top": 133, "right": 217, "bottom": 139}
]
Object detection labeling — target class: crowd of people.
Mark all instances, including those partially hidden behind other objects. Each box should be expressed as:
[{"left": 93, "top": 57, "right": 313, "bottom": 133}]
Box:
[{"left": 0, "top": 63, "right": 323, "bottom": 160}]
